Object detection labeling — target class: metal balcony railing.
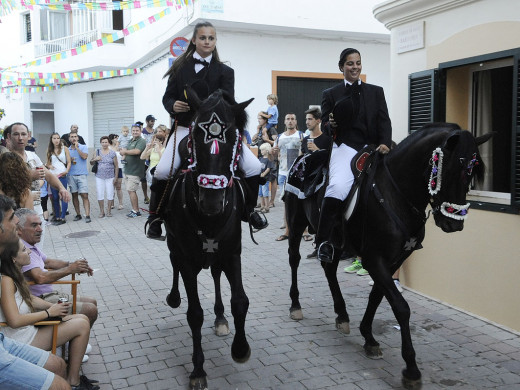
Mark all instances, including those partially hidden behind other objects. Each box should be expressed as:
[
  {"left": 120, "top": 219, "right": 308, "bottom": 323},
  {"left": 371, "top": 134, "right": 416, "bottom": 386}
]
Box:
[{"left": 34, "top": 29, "right": 101, "bottom": 57}]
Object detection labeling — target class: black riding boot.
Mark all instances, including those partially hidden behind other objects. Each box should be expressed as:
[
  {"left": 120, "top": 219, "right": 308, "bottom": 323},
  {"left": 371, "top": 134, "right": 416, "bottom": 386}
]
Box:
[
  {"left": 315, "top": 197, "right": 343, "bottom": 263},
  {"left": 145, "top": 178, "right": 168, "bottom": 240},
  {"left": 243, "top": 176, "right": 268, "bottom": 231}
]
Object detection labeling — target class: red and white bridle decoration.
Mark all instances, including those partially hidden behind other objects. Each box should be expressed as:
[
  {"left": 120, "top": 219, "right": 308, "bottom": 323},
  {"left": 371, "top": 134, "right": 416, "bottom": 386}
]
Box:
[
  {"left": 439, "top": 202, "right": 470, "bottom": 220},
  {"left": 197, "top": 174, "right": 229, "bottom": 189},
  {"left": 429, "top": 147, "right": 470, "bottom": 220},
  {"left": 192, "top": 126, "right": 241, "bottom": 190}
]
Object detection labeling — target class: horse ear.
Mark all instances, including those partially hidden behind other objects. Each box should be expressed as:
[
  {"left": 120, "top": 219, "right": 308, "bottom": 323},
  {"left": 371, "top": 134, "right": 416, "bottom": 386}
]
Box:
[
  {"left": 443, "top": 131, "right": 460, "bottom": 151},
  {"left": 475, "top": 132, "right": 494, "bottom": 146},
  {"left": 233, "top": 97, "right": 254, "bottom": 113},
  {"left": 185, "top": 84, "right": 202, "bottom": 112}
]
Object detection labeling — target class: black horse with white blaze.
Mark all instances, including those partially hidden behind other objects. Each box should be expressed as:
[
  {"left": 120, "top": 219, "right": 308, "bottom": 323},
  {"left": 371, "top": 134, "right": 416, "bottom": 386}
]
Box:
[{"left": 163, "top": 89, "right": 253, "bottom": 390}]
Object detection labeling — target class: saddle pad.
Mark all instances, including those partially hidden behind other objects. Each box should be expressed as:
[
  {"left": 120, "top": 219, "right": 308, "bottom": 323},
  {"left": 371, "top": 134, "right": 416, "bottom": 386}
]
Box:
[{"left": 284, "top": 150, "right": 329, "bottom": 199}]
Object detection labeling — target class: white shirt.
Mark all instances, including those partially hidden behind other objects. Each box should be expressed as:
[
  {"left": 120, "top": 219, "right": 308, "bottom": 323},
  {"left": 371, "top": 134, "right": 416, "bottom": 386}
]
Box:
[{"left": 193, "top": 52, "right": 213, "bottom": 74}]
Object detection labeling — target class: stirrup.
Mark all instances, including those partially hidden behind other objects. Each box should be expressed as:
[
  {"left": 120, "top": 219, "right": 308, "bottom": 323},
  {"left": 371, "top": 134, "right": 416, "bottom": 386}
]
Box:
[
  {"left": 144, "top": 216, "right": 166, "bottom": 241},
  {"left": 249, "top": 210, "right": 268, "bottom": 232},
  {"left": 317, "top": 241, "right": 334, "bottom": 263}
]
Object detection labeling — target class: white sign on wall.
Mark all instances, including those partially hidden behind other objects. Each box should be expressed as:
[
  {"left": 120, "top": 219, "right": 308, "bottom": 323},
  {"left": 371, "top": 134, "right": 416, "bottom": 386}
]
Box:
[
  {"left": 201, "top": 0, "right": 224, "bottom": 14},
  {"left": 396, "top": 21, "right": 424, "bottom": 54}
]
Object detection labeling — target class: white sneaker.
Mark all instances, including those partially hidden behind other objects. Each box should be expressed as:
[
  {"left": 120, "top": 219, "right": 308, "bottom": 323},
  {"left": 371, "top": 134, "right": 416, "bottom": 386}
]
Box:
[
  {"left": 368, "top": 279, "right": 374, "bottom": 286},
  {"left": 85, "top": 343, "right": 92, "bottom": 355},
  {"left": 82, "top": 354, "right": 89, "bottom": 363},
  {"left": 394, "top": 279, "right": 404, "bottom": 293}
]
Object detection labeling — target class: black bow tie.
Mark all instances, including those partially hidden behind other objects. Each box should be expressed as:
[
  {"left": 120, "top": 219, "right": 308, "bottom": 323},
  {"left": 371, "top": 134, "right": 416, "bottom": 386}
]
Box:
[{"left": 194, "top": 58, "right": 209, "bottom": 67}]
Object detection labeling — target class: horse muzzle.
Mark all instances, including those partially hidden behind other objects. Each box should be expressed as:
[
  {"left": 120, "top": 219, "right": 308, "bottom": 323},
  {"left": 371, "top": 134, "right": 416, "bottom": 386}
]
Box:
[{"left": 198, "top": 187, "right": 227, "bottom": 216}]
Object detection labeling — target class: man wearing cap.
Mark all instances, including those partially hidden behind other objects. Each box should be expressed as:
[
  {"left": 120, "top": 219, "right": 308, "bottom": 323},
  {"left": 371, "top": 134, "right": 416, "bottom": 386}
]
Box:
[{"left": 141, "top": 115, "right": 156, "bottom": 204}]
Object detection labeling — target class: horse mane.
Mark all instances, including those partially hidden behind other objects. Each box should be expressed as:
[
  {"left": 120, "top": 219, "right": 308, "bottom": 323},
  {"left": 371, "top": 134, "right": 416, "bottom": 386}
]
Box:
[
  {"left": 393, "top": 122, "right": 485, "bottom": 183},
  {"left": 195, "top": 89, "right": 248, "bottom": 136},
  {"left": 394, "top": 122, "right": 460, "bottom": 152}
]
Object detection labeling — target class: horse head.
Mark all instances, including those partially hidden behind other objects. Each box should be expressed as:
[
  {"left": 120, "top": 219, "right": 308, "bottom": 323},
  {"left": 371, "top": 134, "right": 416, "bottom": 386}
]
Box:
[
  {"left": 428, "top": 128, "right": 492, "bottom": 232},
  {"left": 187, "top": 86, "right": 253, "bottom": 216}
]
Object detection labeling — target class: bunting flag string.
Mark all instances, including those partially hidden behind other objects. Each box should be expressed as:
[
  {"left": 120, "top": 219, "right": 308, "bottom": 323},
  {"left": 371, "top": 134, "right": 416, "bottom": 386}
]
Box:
[
  {"left": 2, "top": 0, "right": 192, "bottom": 16},
  {"left": 1, "top": 85, "right": 62, "bottom": 94},
  {"left": 3, "top": 6, "right": 173, "bottom": 71},
  {"left": 0, "top": 68, "right": 141, "bottom": 88}
]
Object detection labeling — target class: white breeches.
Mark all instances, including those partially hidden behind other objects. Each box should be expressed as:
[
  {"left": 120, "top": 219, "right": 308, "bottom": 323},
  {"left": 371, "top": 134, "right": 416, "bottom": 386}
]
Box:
[
  {"left": 324, "top": 143, "right": 357, "bottom": 201},
  {"left": 154, "top": 126, "right": 261, "bottom": 180}
]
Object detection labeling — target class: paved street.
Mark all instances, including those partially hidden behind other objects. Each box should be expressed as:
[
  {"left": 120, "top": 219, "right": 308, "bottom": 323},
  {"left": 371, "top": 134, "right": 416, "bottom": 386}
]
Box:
[{"left": 42, "top": 180, "right": 520, "bottom": 389}]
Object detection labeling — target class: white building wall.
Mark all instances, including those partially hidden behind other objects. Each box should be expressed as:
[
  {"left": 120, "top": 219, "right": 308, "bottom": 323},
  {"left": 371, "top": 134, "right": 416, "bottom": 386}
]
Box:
[{"left": 375, "top": 0, "right": 520, "bottom": 141}]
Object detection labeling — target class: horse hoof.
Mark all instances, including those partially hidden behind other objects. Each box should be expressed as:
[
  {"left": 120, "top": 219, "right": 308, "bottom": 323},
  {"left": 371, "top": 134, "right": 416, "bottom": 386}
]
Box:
[
  {"left": 166, "top": 293, "right": 181, "bottom": 309},
  {"left": 232, "top": 346, "right": 251, "bottom": 363},
  {"left": 335, "top": 319, "right": 350, "bottom": 334},
  {"left": 402, "top": 375, "right": 422, "bottom": 390},
  {"left": 290, "top": 308, "right": 303, "bottom": 321},
  {"left": 364, "top": 343, "right": 383, "bottom": 359},
  {"left": 189, "top": 377, "right": 208, "bottom": 390},
  {"left": 214, "top": 322, "right": 230, "bottom": 336}
]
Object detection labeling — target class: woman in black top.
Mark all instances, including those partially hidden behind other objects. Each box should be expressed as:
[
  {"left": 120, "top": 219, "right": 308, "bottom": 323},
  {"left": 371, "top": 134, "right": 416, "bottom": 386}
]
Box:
[{"left": 147, "top": 22, "right": 266, "bottom": 239}]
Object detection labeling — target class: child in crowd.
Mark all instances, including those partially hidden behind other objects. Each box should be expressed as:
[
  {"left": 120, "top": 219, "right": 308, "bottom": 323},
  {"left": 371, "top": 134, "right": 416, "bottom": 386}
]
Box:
[
  {"left": 258, "top": 143, "right": 274, "bottom": 213},
  {"left": 261, "top": 94, "right": 279, "bottom": 131},
  {"left": 118, "top": 126, "right": 131, "bottom": 164}
]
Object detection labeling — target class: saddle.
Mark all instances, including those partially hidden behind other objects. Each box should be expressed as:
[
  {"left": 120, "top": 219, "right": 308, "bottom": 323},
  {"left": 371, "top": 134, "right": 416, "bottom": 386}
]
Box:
[{"left": 344, "top": 145, "right": 378, "bottom": 221}]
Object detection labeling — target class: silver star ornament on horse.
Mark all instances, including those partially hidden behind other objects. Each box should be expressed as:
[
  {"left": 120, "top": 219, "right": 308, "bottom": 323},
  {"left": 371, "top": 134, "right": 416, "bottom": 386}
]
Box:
[{"left": 198, "top": 112, "right": 228, "bottom": 144}]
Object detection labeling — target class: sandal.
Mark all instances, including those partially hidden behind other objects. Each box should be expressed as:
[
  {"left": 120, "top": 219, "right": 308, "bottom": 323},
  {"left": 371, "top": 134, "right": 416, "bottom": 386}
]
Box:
[
  {"left": 107, "top": 213, "right": 112, "bottom": 217},
  {"left": 276, "top": 234, "right": 288, "bottom": 241},
  {"left": 270, "top": 202, "right": 275, "bottom": 208},
  {"left": 118, "top": 205, "right": 124, "bottom": 210},
  {"left": 99, "top": 214, "right": 105, "bottom": 218},
  {"left": 303, "top": 234, "right": 313, "bottom": 242}
]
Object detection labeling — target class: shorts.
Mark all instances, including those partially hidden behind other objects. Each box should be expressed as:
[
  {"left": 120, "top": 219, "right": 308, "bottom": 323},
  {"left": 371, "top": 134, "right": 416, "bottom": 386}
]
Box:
[
  {"left": 266, "top": 123, "right": 277, "bottom": 130},
  {"left": 68, "top": 175, "right": 88, "bottom": 194},
  {"left": 278, "top": 174, "right": 287, "bottom": 186},
  {"left": 117, "top": 168, "right": 123, "bottom": 179},
  {"left": 125, "top": 175, "right": 141, "bottom": 192},
  {"left": 258, "top": 182, "right": 270, "bottom": 197},
  {"left": 39, "top": 291, "right": 84, "bottom": 315},
  {"left": 0, "top": 333, "right": 54, "bottom": 390}
]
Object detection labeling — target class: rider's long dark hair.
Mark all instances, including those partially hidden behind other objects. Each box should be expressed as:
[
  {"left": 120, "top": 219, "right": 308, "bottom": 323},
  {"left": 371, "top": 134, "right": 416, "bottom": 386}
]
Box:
[{"left": 163, "top": 21, "right": 222, "bottom": 79}]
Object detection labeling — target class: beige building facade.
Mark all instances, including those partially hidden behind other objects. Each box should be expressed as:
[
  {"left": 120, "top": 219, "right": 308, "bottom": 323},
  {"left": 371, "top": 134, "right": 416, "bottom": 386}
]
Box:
[{"left": 375, "top": 0, "right": 520, "bottom": 332}]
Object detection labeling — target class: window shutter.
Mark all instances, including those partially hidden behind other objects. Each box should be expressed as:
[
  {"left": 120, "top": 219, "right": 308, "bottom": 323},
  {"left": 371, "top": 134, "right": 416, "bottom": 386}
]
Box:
[
  {"left": 408, "top": 69, "right": 441, "bottom": 134},
  {"left": 513, "top": 55, "right": 520, "bottom": 207}
]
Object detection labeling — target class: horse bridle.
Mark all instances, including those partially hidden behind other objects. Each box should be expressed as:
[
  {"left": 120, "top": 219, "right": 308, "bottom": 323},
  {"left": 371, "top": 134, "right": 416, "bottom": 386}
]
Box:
[{"left": 428, "top": 147, "right": 477, "bottom": 221}]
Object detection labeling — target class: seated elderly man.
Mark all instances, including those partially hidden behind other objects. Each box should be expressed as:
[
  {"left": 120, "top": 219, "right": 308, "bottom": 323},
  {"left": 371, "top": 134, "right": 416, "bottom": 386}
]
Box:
[{"left": 15, "top": 208, "right": 98, "bottom": 326}]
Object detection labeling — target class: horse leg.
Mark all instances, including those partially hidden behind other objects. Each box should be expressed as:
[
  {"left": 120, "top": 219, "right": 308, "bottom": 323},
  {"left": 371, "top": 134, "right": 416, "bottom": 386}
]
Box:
[
  {"left": 165, "top": 238, "right": 181, "bottom": 308},
  {"left": 287, "top": 202, "right": 307, "bottom": 321},
  {"left": 321, "top": 253, "right": 350, "bottom": 334},
  {"left": 211, "top": 264, "right": 229, "bottom": 336},
  {"left": 362, "top": 263, "right": 422, "bottom": 389},
  {"left": 359, "top": 284, "right": 385, "bottom": 358},
  {"left": 180, "top": 268, "right": 207, "bottom": 390},
  {"left": 223, "top": 255, "right": 251, "bottom": 363}
]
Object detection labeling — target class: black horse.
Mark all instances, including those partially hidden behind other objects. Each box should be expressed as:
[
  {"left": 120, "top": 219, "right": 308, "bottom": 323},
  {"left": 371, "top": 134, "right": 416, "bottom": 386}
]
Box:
[
  {"left": 283, "top": 151, "right": 351, "bottom": 334},
  {"left": 163, "top": 89, "right": 253, "bottom": 390},
  {"left": 286, "top": 123, "right": 491, "bottom": 389}
]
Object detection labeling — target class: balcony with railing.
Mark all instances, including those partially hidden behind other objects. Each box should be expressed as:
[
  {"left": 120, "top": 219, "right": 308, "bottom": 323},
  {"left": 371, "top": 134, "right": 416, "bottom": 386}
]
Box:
[
  {"left": 34, "top": 29, "right": 101, "bottom": 57},
  {"left": 34, "top": 7, "right": 113, "bottom": 57}
]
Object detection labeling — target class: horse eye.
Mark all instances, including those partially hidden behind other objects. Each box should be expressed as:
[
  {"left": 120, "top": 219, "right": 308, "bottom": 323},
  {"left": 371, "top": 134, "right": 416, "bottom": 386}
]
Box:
[{"left": 209, "top": 123, "right": 221, "bottom": 135}]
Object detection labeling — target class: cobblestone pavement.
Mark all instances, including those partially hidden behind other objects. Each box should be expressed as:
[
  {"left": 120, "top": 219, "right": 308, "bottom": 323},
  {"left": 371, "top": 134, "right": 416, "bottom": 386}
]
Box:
[{"left": 42, "top": 180, "right": 520, "bottom": 389}]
